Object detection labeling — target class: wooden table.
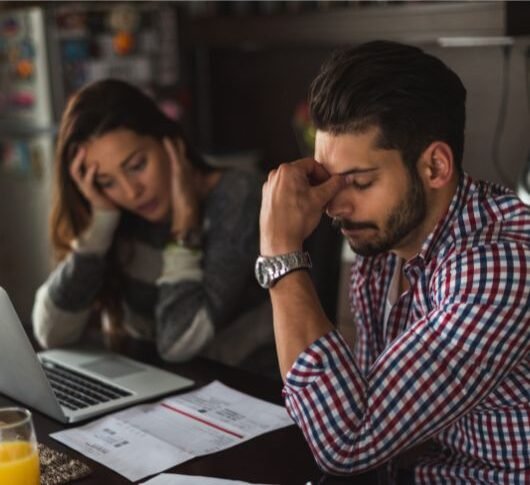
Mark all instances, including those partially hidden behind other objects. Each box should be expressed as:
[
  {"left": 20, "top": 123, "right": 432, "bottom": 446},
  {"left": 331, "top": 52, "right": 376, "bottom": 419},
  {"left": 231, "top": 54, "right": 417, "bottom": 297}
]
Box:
[{"left": 0, "top": 332, "right": 381, "bottom": 484}]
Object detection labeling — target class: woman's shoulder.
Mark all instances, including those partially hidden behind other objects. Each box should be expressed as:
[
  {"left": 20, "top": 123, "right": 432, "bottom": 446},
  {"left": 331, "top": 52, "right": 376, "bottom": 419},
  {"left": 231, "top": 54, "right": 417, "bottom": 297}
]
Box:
[
  {"left": 211, "top": 169, "right": 263, "bottom": 204},
  {"left": 216, "top": 168, "right": 264, "bottom": 194},
  {"left": 205, "top": 169, "right": 262, "bottom": 222}
]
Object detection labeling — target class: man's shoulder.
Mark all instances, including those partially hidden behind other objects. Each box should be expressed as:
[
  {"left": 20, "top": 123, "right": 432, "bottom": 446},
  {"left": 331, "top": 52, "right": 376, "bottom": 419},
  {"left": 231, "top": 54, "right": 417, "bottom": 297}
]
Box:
[{"left": 451, "top": 178, "right": 530, "bottom": 248}]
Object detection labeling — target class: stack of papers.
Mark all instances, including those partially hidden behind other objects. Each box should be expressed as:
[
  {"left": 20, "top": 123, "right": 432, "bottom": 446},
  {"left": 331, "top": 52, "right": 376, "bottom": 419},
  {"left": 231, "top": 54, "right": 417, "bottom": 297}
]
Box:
[
  {"left": 141, "top": 474, "right": 271, "bottom": 485},
  {"left": 51, "top": 381, "right": 293, "bottom": 481}
]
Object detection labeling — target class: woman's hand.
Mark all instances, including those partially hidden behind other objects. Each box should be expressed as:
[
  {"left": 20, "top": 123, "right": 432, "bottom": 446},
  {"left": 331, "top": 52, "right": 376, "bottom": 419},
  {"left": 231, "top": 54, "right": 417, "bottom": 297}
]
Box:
[
  {"left": 69, "top": 147, "right": 117, "bottom": 211},
  {"left": 163, "top": 137, "right": 201, "bottom": 239}
]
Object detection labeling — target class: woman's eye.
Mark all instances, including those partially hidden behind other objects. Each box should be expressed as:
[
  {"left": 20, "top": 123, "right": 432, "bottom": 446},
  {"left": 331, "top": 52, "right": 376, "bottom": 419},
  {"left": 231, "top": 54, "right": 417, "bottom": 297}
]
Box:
[
  {"left": 130, "top": 158, "right": 147, "bottom": 171},
  {"left": 95, "top": 179, "right": 114, "bottom": 190}
]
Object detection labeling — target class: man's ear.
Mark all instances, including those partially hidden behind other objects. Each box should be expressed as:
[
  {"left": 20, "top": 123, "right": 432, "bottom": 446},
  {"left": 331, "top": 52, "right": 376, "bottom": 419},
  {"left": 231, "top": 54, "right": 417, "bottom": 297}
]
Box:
[{"left": 418, "top": 141, "right": 454, "bottom": 189}]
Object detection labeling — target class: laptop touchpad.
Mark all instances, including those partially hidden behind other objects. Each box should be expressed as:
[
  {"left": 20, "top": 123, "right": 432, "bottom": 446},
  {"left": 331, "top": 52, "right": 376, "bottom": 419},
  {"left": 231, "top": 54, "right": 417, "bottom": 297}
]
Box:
[{"left": 80, "top": 357, "right": 143, "bottom": 378}]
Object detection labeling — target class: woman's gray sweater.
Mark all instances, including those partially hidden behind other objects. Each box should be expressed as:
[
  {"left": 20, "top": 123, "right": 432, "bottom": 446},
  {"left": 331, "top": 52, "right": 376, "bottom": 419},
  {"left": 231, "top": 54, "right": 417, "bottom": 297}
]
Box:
[{"left": 32, "top": 170, "right": 270, "bottom": 364}]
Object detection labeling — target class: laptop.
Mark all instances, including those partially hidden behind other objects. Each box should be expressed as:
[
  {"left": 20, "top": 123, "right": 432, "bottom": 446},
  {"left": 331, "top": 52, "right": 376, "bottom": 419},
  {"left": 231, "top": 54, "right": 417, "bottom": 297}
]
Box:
[{"left": 0, "top": 287, "right": 194, "bottom": 423}]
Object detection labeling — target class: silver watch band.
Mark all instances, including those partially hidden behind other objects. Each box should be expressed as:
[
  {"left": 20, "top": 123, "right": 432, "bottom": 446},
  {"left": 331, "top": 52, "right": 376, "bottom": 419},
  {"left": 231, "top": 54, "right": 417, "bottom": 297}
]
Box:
[{"left": 255, "top": 250, "right": 312, "bottom": 289}]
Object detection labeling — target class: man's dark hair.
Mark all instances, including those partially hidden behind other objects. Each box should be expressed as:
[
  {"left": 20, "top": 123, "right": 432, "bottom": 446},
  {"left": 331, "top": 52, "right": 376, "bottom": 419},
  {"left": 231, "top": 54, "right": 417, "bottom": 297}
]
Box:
[{"left": 309, "top": 41, "right": 466, "bottom": 175}]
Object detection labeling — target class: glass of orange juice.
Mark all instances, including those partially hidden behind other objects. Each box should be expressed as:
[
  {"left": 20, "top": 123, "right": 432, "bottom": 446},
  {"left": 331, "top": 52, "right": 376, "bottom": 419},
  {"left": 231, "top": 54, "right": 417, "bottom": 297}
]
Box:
[{"left": 0, "top": 407, "right": 40, "bottom": 485}]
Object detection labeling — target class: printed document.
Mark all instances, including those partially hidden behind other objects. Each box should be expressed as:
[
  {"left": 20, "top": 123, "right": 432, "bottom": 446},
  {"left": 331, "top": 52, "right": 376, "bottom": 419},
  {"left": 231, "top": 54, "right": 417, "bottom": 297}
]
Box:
[
  {"left": 141, "top": 473, "right": 272, "bottom": 484},
  {"left": 51, "top": 381, "right": 292, "bottom": 481}
]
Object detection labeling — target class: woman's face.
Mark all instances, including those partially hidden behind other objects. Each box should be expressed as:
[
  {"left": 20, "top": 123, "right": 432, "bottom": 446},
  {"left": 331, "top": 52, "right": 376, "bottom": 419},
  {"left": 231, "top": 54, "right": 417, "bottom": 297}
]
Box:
[{"left": 82, "top": 128, "right": 172, "bottom": 222}]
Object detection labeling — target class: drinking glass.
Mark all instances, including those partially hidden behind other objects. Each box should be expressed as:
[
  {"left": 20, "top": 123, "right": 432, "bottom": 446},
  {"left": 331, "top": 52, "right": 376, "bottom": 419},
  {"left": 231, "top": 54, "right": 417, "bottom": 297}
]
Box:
[{"left": 0, "top": 407, "right": 40, "bottom": 485}]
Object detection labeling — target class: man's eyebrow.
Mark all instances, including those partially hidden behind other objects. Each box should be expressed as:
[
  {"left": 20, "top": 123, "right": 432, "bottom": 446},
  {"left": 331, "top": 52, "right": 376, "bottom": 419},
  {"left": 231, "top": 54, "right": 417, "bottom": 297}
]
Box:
[{"left": 339, "top": 167, "right": 379, "bottom": 176}]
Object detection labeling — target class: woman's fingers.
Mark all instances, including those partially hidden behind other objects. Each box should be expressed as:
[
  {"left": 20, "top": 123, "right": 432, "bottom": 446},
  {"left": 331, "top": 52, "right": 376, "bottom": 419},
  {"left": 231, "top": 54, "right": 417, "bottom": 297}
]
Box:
[
  {"left": 83, "top": 164, "right": 98, "bottom": 196},
  {"left": 69, "top": 147, "right": 86, "bottom": 185},
  {"left": 164, "top": 137, "right": 182, "bottom": 175},
  {"left": 68, "top": 147, "right": 115, "bottom": 210},
  {"left": 69, "top": 147, "right": 96, "bottom": 200},
  {"left": 164, "top": 137, "right": 191, "bottom": 177},
  {"left": 164, "top": 137, "right": 200, "bottom": 236},
  {"left": 163, "top": 137, "right": 177, "bottom": 162}
]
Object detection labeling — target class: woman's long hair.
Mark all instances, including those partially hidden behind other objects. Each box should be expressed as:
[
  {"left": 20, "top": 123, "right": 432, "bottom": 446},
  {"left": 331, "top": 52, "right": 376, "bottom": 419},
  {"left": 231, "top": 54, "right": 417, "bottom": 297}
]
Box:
[{"left": 51, "top": 79, "right": 210, "bottom": 329}]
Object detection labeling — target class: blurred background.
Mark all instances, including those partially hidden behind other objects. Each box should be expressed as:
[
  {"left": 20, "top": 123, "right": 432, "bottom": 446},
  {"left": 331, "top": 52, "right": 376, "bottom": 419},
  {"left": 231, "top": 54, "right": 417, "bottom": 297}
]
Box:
[{"left": 1, "top": 0, "right": 529, "bottom": 329}]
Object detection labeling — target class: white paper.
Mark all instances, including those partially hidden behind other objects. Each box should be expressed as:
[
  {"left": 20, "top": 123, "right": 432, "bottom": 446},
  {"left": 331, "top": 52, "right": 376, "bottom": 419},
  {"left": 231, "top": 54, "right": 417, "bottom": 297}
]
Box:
[
  {"left": 51, "top": 381, "right": 292, "bottom": 481},
  {"left": 141, "top": 473, "right": 272, "bottom": 485}
]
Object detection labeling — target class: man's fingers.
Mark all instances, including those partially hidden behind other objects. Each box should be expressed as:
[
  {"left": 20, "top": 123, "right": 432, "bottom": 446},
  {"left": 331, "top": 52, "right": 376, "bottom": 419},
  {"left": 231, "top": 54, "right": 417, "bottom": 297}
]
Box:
[
  {"left": 265, "top": 159, "right": 342, "bottom": 209},
  {"left": 311, "top": 174, "right": 346, "bottom": 209},
  {"left": 288, "top": 157, "right": 333, "bottom": 187},
  {"left": 290, "top": 157, "right": 320, "bottom": 175},
  {"left": 266, "top": 168, "right": 277, "bottom": 183},
  {"left": 309, "top": 161, "right": 332, "bottom": 185}
]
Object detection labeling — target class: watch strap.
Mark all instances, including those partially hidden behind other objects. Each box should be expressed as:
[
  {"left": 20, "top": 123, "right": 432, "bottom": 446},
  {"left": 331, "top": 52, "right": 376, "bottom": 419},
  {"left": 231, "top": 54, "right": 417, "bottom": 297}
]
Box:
[{"left": 255, "top": 250, "right": 312, "bottom": 289}]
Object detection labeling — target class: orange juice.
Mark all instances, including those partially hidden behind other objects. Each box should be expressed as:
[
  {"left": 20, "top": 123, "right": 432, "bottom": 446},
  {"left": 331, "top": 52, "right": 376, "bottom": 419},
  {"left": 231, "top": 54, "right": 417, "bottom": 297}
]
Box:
[{"left": 0, "top": 441, "right": 40, "bottom": 485}]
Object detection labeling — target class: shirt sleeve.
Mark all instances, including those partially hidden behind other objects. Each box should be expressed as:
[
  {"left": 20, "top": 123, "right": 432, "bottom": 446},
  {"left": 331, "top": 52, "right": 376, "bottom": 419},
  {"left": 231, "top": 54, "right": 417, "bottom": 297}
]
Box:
[
  {"left": 154, "top": 171, "right": 262, "bottom": 362},
  {"left": 283, "top": 241, "right": 530, "bottom": 474}
]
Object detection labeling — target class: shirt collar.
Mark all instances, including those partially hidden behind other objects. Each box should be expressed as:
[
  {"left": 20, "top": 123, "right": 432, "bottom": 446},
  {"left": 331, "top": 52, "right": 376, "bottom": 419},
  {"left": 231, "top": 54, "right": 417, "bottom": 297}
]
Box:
[{"left": 408, "top": 172, "right": 475, "bottom": 269}]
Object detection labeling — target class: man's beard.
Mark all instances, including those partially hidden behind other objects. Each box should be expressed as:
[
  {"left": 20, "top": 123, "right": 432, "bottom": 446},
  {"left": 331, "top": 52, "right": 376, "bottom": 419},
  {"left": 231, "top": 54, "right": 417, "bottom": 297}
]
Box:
[{"left": 334, "top": 170, "right": 427, "bottom": 257}]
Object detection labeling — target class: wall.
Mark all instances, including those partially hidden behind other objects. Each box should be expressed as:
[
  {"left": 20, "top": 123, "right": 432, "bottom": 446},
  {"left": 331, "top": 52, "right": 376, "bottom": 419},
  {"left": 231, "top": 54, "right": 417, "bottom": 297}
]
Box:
[
  {"left": 429, "top": 41, "right": 530, "bottom": 188},
  {"left": 196, "top": 41, "right": 530, "bottom": 186}
]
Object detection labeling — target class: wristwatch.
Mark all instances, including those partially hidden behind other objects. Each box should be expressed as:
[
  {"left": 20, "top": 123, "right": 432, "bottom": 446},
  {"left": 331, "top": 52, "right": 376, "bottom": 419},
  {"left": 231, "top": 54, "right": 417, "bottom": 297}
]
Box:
[
  {"left": 172, "top": 227, "right": 203, "bottom": 250},
  {"left": 255, "top": 250, "right": 312, "bottom": 289}
]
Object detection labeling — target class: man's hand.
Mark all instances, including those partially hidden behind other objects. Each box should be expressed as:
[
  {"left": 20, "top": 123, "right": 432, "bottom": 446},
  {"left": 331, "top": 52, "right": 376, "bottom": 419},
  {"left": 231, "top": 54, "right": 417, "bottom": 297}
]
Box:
[{"left": 260, "top": 158, "right": 346, "bottom": 255}]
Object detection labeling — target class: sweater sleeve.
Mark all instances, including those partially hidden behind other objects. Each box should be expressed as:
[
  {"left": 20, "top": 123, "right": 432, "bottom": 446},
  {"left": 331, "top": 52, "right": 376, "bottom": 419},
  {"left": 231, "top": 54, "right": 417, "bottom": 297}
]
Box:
[
  {"left": 155, "top": 170, "right": 262, "bottom": 362},
  {"left": 32, "top": 210, "right": 120, "bottom": 348}
]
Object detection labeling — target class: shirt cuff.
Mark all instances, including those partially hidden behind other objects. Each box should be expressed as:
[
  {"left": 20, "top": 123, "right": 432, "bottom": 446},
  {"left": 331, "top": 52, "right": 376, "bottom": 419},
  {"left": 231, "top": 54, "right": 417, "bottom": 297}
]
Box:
[
  {"left": 284, "top": 329, "right": 357, "bottom": 390},
  {"left": 157, "top": 244, "right": 204, "bottom": 285},
  {"left": 71, "top": 209, "right": 120, "bottom": 255}
]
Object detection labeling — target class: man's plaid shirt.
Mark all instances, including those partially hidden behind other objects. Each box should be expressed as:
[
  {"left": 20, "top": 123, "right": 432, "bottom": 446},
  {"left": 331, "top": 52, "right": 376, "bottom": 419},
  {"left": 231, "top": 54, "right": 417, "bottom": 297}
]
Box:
[{"left": 284, "top": 174, "right": 530, "bottom": 484}]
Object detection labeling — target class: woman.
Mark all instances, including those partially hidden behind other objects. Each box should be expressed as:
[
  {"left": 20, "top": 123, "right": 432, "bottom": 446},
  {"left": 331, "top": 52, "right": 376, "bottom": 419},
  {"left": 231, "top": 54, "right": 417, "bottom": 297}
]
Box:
[{"left": 32, "top": 79, "right": 271, "bottom": 367}]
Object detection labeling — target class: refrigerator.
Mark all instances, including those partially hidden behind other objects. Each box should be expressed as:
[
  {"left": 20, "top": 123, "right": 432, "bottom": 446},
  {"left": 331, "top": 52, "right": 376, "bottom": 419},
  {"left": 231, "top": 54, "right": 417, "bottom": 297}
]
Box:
[{"left": 0, "top": 6, "right": 54, "bottom": 323}]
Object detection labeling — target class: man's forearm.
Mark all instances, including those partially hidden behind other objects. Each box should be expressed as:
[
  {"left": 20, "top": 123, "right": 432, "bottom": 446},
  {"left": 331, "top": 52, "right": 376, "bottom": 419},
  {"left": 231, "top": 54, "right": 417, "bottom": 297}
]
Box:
[{"left": 270, "top": 270, "right": 334, "bottom": 379}]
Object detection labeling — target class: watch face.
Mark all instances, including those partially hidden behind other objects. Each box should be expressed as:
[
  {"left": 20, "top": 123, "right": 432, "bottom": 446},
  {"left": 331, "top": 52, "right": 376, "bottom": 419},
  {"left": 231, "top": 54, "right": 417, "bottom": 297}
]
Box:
[{"left": 254, "top": 256, "right": 272, "bottom": 289}]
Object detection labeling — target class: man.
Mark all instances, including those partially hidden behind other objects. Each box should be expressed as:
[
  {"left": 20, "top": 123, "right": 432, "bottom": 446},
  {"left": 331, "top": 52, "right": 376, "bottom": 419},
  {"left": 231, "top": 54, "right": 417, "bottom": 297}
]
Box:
[{"left": 256, "top": 41, "right": 530, "bottom": 483}]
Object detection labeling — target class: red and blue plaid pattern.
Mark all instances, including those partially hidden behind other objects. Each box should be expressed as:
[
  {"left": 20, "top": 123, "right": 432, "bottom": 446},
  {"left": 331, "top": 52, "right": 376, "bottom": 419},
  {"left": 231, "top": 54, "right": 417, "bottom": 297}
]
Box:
[{"left": 284, "top": 174, "right": 530, "bottom": 484}]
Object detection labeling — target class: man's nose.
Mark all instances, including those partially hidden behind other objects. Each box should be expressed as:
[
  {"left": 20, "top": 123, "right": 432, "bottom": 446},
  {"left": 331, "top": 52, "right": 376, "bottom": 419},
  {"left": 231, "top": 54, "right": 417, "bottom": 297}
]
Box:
[{"left": 325, "top": 190, "right": 352, "bottom": 220}]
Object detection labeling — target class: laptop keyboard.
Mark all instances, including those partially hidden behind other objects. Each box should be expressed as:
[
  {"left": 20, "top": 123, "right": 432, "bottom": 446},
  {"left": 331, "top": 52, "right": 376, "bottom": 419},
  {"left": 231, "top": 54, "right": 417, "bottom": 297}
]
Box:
[{"left": 41, "top": 359, "right": 132, "bottom": 411}]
